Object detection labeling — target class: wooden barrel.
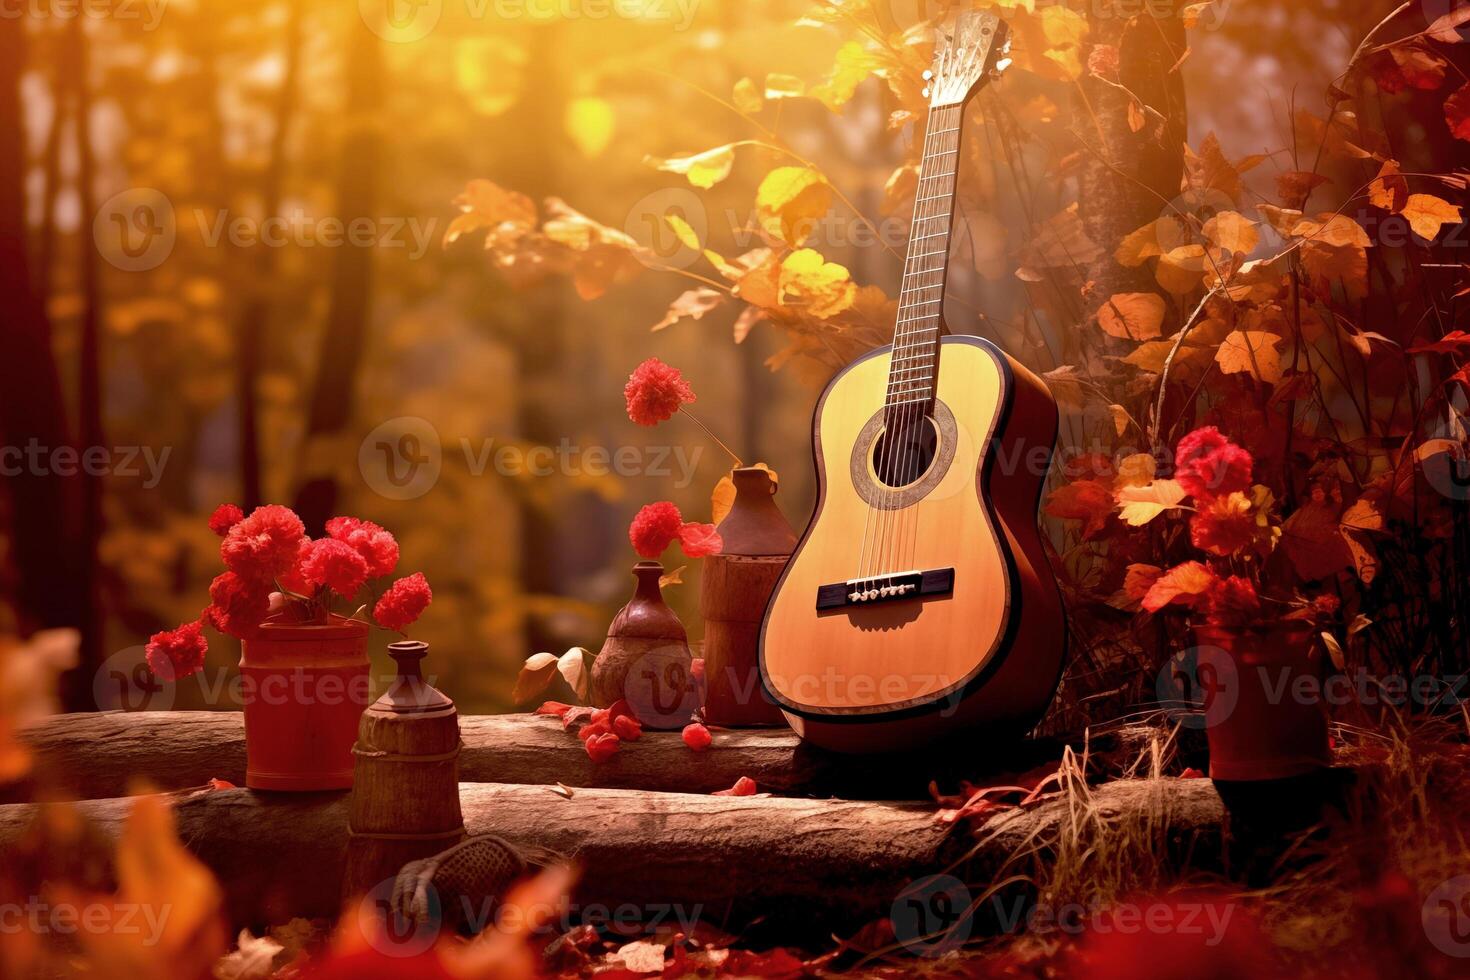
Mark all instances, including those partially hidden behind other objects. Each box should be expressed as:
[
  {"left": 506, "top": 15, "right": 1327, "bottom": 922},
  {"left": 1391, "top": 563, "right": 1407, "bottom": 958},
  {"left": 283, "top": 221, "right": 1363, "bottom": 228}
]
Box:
[
  {"left": 343, "top": 640, "right": 465, "bottom": 900},
  {"left": 700, "top": 554, "right": 789, "bottom": 727}
]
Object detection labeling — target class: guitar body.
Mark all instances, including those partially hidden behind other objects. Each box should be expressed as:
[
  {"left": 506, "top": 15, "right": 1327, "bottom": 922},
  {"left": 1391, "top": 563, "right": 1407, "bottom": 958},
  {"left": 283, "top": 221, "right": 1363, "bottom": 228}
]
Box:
[{"left": 758, "top": 335, "right": 1066, "bottom": 752}]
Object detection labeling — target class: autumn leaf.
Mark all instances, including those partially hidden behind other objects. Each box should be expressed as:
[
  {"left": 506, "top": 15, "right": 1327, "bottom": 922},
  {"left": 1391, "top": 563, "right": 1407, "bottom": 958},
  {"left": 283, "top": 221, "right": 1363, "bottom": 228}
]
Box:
[
  {"left": 1447, "top": 82, "right": 1470, "bottom": 141},
  {"left": 1368, "top": 160, "right": 1408, "bottom": 212},
  {"left": 444, "top": 179, "right": 537, "bottom": 249},
  {"left": 1044, "top": 479, "right": 1114, "bottom": 538},
  {"left": 811, "top": 41, "right": 889, "bottom": 110},
  {"left": 1202, "top": 211, "right": 1259, "bottom": 255},
  {"left": 1123, "top": 563, "right": 1164, "bottom": 603},
  {"left": 1141, "top": 561, "right": 1218, "bottom": 612},
  {"left": 1097, "top": 292, "right": 1166, "bottom": 341},
  {"left": 665, "top": 214, "right": 700, "bottom": 250},
  {"left": 651, "top": 288, "right": 725, "bottom": 332},
  {"left": 1409, "top": 330, "right": 1470, "bottom": 355},
  {"left": 659, "top": 566, "right": 686, "bottom": 589},
  {"left": 649, "top": 144, "right": 738, "bottom": 189},
  {"left": 763, "top": 73, "right": 805, "bottom": 99},
  {"left": 1182, "top": 133, "right": 1242, "bottom": 202},
  {"left": 1020, "top": 203, "right": 1103, "bottom": 269},
  {"left": 756, "top": 167, "right": 832, "bottom": 246},
  {"left": 1115, "top": 221, "right": 1164, "bottom": 267},
  {"left": 778, "top": 249, "right": 856, "bottom": 318},
  {"left": 732, "top": 76, "right": 763, "bottom": 114},
  {"left": 1402, "top": 193, "right": 1464, "bottom": 241},
  {"left": 1217, "top": 330, "right": 1284, "bottom": 384},
  {"left": 1116, "top": 479, "right": 1187, "bottom": 526},
  {"left": 1115, "top": 452, "right": 1157, "bottom": 487}
]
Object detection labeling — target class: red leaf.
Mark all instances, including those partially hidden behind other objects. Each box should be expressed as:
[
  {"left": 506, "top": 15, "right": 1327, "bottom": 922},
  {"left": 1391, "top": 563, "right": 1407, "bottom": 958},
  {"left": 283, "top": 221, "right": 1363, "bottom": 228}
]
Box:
[
  {"left": 677, "top": 522, "right": 723, "bottom": 558},
  {"left": 1044, "top": 479, "right": 1115, "bottom": 538},
  {"left": 1447, "top": 82, "right": 1470, "bottom": 142},
  {"left": 585, "top": 732, "right": 621, "bottom": 763},
  {"left": 1409, "top": 329, "right": 1470, "bottom": 355},
  {"left": 711, "top": 776, "right": 757, "bottom": 796},
  {"left": 534, "top": 700, "right": 574, "bottom": 718}
]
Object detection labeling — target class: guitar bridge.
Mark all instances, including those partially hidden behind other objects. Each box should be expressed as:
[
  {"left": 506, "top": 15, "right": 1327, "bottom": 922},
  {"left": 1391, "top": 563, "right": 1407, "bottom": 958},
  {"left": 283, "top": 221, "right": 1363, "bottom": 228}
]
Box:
[{"left": 816, "top": 568, "right": 955, "bottom": 611}]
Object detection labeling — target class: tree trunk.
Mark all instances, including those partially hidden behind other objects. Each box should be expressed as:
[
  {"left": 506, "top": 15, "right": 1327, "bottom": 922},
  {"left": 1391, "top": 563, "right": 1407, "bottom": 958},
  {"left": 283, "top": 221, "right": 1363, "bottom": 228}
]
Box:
[
  {"left": 0, "top": 21, "right": 86, "bottom": 651},
  {"left": 1074, "top": 0, "right": 1188, "bottom": 304},
  {"left": 0, "top": 779, "right": 1225, "bottom": 937},
  {"left": 292, "top": 17, "right": 382, "bottom": 533}
]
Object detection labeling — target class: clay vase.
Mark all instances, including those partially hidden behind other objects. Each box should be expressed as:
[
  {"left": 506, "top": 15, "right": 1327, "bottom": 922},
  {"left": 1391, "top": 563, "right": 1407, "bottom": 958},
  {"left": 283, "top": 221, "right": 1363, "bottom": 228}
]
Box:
[
  {"left": 239, "top": 614, "right": 371, "bottom": 791},
  {"left": 699, "top": 467, "right": 797, "bottom": 727},
  {"left": 591, "top": 562, "right": 698, "bottom": 729},
  {"left": 344, "top": 640, "right": 466, "bottom": 900}
]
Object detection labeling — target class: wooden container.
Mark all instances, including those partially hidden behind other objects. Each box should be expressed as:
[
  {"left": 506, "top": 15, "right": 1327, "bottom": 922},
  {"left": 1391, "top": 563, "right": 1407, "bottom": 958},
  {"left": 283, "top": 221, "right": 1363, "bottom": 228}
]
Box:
[
  {"left": 239, "top": 615, "right": 371, "bottom": 791},
  {"left": 344, "top": 640, "right": 465, "bottom": 899},
  {"left": 700, "top": 467, "right": 797, "bottom": 727},
  {"left": 591, "top": 562, "right": 698, "bottom": 729}
]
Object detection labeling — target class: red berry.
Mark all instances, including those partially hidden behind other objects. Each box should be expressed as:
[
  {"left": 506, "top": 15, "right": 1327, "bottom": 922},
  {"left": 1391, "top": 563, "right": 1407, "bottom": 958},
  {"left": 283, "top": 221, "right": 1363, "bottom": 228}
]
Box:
[
  {"left": 585, "top": 732, "right": 621, "bottom": 764},
  {"left": 682, "top": 722, "right": 712, "bottom": 752},
  {"left": 578, "top": 720, "right": 613, "bottom": 742},
  {"left": 612, "top": 714, "right": 642, "bottom": 741},
  {"left": 606, "top": 698, "right": 636, "bottom": 723}
]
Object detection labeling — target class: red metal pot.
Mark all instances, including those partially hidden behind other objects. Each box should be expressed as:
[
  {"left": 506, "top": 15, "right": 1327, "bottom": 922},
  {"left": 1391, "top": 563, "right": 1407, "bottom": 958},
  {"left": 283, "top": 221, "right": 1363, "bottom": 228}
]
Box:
[
  {"left": 239, "top": 615, "right": 372, "bottom": 790},
  {"left": 1193, "top": 622, "right": 1331, "bottom": 782}
]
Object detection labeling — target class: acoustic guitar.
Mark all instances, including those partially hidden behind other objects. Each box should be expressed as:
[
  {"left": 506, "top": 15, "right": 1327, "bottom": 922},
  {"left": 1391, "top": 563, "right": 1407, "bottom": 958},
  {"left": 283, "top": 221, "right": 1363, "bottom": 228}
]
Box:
[{"left": 758, "top": 11, "right": 1067, "bottom": 753}]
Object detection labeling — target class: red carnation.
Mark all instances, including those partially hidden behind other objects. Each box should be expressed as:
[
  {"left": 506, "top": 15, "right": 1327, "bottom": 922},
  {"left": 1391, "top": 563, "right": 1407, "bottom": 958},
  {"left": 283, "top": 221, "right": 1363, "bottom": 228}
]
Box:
[
  {"left": 630, "top": 501, "right": 684, "bottom": 558},
  {"left": 205, "top": 571, "right": 271, "bottom": 640},
  {"left": 277, "top": 539, "right": 314, "bottom": 595},
  {"left": 299, "top": 538, "right": 370, "bottom": 599},
  {"left": 221, "top": 505, "right": 308, "bottom": 581},
  {"left": 682, "top": 722, "right": 712, "bottom": 752},
  {"left": 585, "top": 731, "right": 621, "bottom": 764},
  {"left": 208, "top": 504, "right": 245, "bottom": 537},
  {"left": 145, "top": 621, "right": 209, "bottom": 681},
  {"left": 1189, "top": 492, "right": 1261, "bottom": 557},
  {"left": 326, "top": 517, "right": 400, "bottom": 578},
  {"left": 1174, "top": 426, "right": 1253, "bottom": 500},
  {"left": 374, "top": 572, "right": 432, "bottom": 632},
  {"left": 1202, "top": 575, "right": 1261, "bottom": 628},
  {"left": 624, "top": 357, "right": 695, "bottom": 426}
]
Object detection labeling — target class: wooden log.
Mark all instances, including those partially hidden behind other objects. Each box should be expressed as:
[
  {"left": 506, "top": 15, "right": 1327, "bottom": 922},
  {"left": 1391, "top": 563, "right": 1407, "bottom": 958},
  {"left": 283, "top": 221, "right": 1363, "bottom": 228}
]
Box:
[
  {"left": 0, "top": 779, "right": 1225, "bottom": 939},
  {"left": 13, "top": 712, "right": 1081, "bottom": 803}
]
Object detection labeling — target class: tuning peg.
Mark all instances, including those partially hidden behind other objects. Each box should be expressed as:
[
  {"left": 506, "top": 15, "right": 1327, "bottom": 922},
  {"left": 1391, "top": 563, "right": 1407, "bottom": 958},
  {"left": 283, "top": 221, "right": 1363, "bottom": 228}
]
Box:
[
  {"left": 922, "top": 86, "right": 930, "bottom": 98},
  {"left": 922, "top": 69, "right": 933, "bottom": 81}
]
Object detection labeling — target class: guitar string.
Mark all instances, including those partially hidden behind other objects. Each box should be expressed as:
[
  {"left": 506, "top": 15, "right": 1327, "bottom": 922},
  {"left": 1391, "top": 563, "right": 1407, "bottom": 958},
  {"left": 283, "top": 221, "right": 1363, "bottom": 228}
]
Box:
[
  {"left": 872, "top": 102, "right": 948, "bottom": 581},
  {"left": 879, "top": 101, "right": 959, "bottom": 580},
  {"left": 895, "top": 103, "right": 959, "bottom": 579}
]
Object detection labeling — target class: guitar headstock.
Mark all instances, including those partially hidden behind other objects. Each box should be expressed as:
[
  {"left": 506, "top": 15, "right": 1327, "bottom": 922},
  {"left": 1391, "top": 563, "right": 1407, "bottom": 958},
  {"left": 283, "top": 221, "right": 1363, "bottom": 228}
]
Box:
[{"left": 922, "top": 10, "right": 1012, "bottom": 108}]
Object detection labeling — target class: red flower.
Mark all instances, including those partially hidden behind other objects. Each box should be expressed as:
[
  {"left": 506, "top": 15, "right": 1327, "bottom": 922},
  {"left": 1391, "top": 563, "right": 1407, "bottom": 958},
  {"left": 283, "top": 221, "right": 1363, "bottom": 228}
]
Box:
[
  {"left": 374, "top": 572, "right": 432, "bottom": 632},
  {"left": 1189, "top": 492, "right": 1263, "bottom": 556},
  {"left": 629, "top": 502, "right": 683, "bottom": 557},
  {"left": 712, "top": 776, "right": 757, "bottom": 797},
  {"left": 612, "top": 714, "right": 642, "bottom": 741},
  {"left": 585, "top": 732, "right": 621, "bottom": 763},
  {"left": 208, "top": 504, "right": 245, "bottom": 537},
  {"left": 221, "top": 505, "right": 308, "bottom": 581},
  {"left": 300, "top": 538, "right": 370, "bottom": 599},
  {"left": 1202, "top": 575, "right": 1261, "bottom": 627},
  {"left": 145, "top": 621, "right": 209, "bottom": 681},
  {"left": 682, "top": 722, "right": 712, "bottom": 752},
  {"left": 277, "top": 539, "right": 314, "bottom": 595},
  {"left": 1174, "top": 427, "right": 1252, "bottom": 500},
  {"left": 325, "top": 517, "right": 400, "bottom": 578},
  {"left": 205, "top": 571, "right": 271, "bottom": 640},
  {"left": 677, "top": 522, "right": 723, "bottom": 558},
  {"left": 624, "top": 357, "right": 695, "bottom": 426}
]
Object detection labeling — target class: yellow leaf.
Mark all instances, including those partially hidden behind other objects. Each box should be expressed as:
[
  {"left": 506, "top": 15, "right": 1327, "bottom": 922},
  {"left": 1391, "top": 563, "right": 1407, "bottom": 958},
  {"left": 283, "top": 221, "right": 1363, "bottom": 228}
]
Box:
[
  {"left": 779, "top": 249, "right": 856, "bottom": 318},
  {"left": 756, "top": 167, "right": 831, "bottom": 246},
  {"left": 1110, "top": 404, "right": 1133, "bottom": 438},
  {"left": 665, "top": 214, "right": 700, "bottom": 251},
  {"left": 1202, "top": 210, "right": 1259, "bottom": 255},
  {"left": 1115, "top": 221, "right": 1164, "bottom": 267},
  {"left": 1116, "top": 479, "right": 1187, "bottom": 525},
  {"left": 764, "top": 73, "right": 806, "bottom": 99},
  {"left": 811, "top": 41, "right": 888, "bottom": 110},
  {"left": 651, "top": 287, "right": 725, "bottom": 331},
  {"left": 1155, "top": 244, "right": 1209, "bottom": 295},
  {"left": 1368, "top": 159, "right": 1407, "bottom": 212},
  {"left": 659, "top": 566, "right": 687, "bottom": 589},
  {"left": 1097, "top": 292, "right": 1166, "bottom": 340},
  {"left": 732, "top": 76, "right": 763, "bottom": 114},
  {"left": 1402, "top": 193, "right": 1464, "bottom": 241},
  {"left": 1116, "top": 452, "right": 1156, "bottom": 486},
  {"left": 1216, "top": 329, "right": 1284, "bottom": 384},
  {"left": 564, "top": 97, "right": 614, "bottom": 158},
  {"left": 650, "top": 144, "right": 737, "bottom": 189},
  {"left": 1290, "top": 213, "right": 1370, "bottom": 247}
]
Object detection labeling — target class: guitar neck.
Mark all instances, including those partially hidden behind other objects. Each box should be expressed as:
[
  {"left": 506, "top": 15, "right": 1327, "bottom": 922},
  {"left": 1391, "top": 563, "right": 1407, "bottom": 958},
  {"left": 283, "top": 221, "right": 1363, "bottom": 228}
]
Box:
[{"left": 885, "top": 101, "right": 965, "bottom": 417}]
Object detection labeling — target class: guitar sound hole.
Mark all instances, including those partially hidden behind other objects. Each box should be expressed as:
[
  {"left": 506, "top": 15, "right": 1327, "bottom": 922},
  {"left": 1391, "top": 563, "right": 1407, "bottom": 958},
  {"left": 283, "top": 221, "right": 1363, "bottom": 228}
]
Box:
[{"left": 871, "top": 415, "right": 939, "bottom": 489}]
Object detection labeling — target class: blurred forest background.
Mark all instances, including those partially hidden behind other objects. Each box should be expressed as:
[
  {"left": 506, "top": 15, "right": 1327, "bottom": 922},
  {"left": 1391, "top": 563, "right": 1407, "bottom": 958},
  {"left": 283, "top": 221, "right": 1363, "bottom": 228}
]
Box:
[{"left": 0, "top": 0, "right": 1458, "bottom": 714}]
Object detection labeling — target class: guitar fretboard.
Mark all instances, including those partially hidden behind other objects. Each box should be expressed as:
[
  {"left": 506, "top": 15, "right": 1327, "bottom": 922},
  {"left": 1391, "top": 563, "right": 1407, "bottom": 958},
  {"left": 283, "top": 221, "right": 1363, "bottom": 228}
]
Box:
[{"left": 885, "top": 101, "right": 964, "bottom": 418}]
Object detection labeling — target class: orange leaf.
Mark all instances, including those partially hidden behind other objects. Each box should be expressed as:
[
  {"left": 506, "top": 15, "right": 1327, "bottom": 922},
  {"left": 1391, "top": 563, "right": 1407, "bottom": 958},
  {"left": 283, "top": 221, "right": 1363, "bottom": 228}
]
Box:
[
  {"left": 1141, "top": 561, "right": 1218, "bottom": 612},
  {"left": 1097, "top": 292, "right": 1166, "bottom": 340},
  {"left": 1216, "top": 329, "right": 1284, "bottom": 384},
  {"left": 1044, "top": 479, "right": 1114, "bottom": 538},
  {"left": 1402, "top": 193, "right": 1464, "bottom": 241}
]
